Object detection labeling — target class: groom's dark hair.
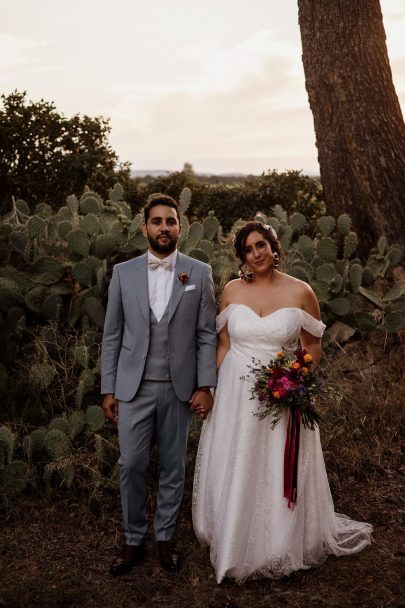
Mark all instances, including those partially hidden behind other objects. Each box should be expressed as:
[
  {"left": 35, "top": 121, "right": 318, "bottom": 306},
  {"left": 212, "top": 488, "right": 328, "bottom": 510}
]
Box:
[{"left": 144, "top": 193, "right": 180, "bottom": 223}]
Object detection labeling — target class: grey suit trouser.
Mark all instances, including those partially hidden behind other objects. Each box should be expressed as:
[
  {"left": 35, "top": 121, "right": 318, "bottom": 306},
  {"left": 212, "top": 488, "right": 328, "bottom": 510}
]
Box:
[{"left": 118, "top": 380, "right": 192, "bottom": 545}]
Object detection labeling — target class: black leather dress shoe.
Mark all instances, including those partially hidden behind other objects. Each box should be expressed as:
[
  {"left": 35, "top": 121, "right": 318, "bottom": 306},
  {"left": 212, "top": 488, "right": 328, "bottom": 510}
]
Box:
[
  {"left": 109, "top": 542, "right": 146, "bottom": 576},
  {"left": 156, "top": 540, "right": 182, "bottom": 573}
]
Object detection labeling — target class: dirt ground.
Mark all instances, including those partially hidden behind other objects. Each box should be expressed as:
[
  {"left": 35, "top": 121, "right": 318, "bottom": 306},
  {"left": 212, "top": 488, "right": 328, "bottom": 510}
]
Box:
[{"left": 1, "top": 334, "right": 404, "bottom": 608}]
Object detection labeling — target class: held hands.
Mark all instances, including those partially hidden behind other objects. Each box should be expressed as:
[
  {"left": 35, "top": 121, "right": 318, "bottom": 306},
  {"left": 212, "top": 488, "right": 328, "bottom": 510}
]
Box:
[
  {"left": 189, "top": 389, "right": 214, "bottom": 420},
  {"left": 102, "top": 394, "right": 119, "bottom": 424}
]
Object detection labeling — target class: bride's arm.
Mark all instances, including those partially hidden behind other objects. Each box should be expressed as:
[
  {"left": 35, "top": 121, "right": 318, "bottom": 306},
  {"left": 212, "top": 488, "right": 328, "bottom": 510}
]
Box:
[
  {"left": 216, "top": 287, "right": 232, "bottom": 370},
  {"left": 300, "top": 284, "right": 322, "bottom": 368},
  {"left": 216, "top": 325, "right": 231, "bottom": 371}
]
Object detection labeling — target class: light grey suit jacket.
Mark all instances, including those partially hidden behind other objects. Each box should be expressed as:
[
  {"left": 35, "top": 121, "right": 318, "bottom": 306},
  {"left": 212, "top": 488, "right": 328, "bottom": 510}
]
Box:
[{"left": 100, "top": 251, "right": 217, "bottom": 402}]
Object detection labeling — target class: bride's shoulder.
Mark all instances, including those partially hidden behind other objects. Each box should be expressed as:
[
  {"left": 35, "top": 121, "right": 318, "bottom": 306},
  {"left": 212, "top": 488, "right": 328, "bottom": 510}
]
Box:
[
  {"left": 277, "top": 272, "right": 319, "bottom": 308},
  {"left": 219, "top": 279, "right": 244, "bottom": 306},
  {"left": 278, "top": 272, "right": 314, "bottom": 295},
  {"left": 219, "top": 279, "right": 243, "bottom": 311},
  {"left": 223, "top": 278, "right": 244, "bottom": 293}
]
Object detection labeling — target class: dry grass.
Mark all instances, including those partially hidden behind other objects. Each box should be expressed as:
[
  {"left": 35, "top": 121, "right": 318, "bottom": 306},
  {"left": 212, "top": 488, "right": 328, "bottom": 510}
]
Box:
[{"left": 1, "top": 332, "right": 404, "bottom": 608}]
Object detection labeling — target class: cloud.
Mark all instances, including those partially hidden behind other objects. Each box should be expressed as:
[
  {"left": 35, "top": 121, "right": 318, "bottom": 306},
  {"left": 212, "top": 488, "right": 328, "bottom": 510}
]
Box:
[
  {"left": 0, "top": 34, "right": 47, "bottom": 70},
  {"left": 107, "top": 45, "right": 316, "bottom": 173}
]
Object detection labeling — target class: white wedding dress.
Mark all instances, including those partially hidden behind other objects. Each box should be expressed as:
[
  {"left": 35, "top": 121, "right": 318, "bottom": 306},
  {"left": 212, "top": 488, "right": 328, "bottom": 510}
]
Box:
[{"left": 192, "top": 305, "right": 372, "bottom": 583}]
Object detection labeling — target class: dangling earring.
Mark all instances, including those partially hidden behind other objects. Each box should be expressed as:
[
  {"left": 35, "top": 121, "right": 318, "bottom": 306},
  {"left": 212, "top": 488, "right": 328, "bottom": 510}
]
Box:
[
  {"left": 272, "top": 252, "right": 280, "bottom": 268},
  {"left": 238, "top": 266, "right": 254, "bottom": 282}
]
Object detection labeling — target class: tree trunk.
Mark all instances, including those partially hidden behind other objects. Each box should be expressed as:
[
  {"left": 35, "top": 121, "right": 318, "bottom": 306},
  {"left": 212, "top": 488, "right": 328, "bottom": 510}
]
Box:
[{"left": 298, "top": 0, "right": 405, "bottom": 256}]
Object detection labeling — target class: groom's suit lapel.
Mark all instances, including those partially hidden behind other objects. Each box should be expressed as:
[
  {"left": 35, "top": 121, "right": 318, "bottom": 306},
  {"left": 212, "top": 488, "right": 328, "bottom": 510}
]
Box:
[
  {"left": 168, "top": 252, "right": 193, "bottom": 324},
  {"left": 132, "top": 253, "right": 150, "bottom": 326}
]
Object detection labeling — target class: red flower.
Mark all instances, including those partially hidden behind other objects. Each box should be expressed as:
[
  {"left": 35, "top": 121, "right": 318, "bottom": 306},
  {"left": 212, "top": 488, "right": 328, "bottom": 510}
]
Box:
[{"left": 178, "top": 272, "right": 189, "bottom": 285}]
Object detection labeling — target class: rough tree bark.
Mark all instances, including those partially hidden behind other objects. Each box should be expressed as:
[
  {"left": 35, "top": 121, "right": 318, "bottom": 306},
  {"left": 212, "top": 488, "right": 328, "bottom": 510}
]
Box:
[{"left": 298, "top": 0, "right": 405, "bottom": 256}]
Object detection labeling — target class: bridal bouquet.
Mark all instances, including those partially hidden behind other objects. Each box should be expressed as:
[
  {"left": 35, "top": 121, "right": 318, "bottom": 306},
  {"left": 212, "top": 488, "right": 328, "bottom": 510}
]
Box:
[{"left": 245, "top": 348, "right": 337, "bottom": 508}]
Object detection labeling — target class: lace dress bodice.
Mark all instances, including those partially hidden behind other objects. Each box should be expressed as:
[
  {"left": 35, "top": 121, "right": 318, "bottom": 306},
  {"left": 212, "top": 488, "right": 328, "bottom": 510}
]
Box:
[{"left": 216, "top": 304, "right": 326, "bottom": 363}]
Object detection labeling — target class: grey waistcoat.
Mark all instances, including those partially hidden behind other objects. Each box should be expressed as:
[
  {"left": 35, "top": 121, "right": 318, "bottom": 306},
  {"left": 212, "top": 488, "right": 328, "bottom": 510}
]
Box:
[{"left": 142, "top": 307, "right": 171, "bottom": 381}]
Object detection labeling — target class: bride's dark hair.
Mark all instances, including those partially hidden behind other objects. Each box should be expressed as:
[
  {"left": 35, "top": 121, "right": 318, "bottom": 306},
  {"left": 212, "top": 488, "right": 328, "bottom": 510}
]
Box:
[{"left": 233, "top": 222, "right": 284, "bottom": 279}]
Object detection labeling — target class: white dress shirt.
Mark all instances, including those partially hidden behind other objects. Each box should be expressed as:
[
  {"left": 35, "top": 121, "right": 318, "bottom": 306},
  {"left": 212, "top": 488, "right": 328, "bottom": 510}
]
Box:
[{"left": 147, "top": 249, "right": 178, "bottom": 322}]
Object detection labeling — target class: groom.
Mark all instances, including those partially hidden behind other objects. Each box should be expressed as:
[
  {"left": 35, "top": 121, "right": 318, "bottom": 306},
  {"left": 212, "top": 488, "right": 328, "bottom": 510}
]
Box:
[{"left": 101, "top": 193, "right": 217, "bottom": 576}]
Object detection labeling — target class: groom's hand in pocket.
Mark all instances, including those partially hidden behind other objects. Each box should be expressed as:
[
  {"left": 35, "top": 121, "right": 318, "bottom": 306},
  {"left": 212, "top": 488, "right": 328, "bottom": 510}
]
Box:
[
  {"left": 102, "top": 394, "right": 119, "bottom": 424},
  {"left": 189, "top": 389, "right": 213, "bottom": 420}
]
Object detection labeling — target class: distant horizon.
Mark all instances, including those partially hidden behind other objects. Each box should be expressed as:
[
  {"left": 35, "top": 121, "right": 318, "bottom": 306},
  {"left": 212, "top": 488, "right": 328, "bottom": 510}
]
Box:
[{"left": 131, "top": 167, "right": 321, "bottom": 178}]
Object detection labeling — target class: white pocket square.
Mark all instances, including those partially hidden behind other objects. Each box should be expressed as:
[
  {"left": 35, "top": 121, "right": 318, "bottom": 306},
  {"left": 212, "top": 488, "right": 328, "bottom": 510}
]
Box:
[{"left": 185, "top": 284, "right": 196, "bottom": 291}]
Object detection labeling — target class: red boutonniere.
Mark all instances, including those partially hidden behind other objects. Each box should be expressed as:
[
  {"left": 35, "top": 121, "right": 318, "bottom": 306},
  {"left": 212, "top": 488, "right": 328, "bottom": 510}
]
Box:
[{"left": 178, "top": 272, "right": 189, "bottom": 285}]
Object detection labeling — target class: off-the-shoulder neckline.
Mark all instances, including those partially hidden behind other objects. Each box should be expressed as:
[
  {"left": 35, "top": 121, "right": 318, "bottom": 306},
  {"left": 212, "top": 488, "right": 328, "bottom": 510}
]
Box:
[{"left": 217, "top": 304, "right": 322, "bottom": 323}]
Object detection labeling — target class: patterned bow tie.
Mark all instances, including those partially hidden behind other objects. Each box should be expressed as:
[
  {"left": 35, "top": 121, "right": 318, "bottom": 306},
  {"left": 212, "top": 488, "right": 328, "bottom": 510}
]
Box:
[{"left": 148, "top": 259, "right": 173, "bottom": 271}]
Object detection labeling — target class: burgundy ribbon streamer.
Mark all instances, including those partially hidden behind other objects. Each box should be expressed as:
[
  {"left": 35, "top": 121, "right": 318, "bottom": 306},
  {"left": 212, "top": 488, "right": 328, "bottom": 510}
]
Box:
[{"left": 283, "top": 408, "right": 301, "bottom": 508}]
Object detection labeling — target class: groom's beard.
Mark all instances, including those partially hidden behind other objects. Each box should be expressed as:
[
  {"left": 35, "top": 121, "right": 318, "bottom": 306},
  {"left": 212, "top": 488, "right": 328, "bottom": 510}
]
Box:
[{"left": 147, "top": 232, "right": 178, "bottom": 254}]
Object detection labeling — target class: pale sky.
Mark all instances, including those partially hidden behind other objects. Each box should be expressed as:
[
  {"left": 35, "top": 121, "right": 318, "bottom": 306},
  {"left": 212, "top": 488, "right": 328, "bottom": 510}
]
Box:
[{"left": 1, "top": 0, "right": 404, "bottom": 175}]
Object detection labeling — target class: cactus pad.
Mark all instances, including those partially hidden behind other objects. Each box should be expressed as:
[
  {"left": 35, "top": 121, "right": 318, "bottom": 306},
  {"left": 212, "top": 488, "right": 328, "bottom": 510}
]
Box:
[
  {"left": 81, "top": 213, "right": 99, "bottom": 237},
  {"left": 0, "top": 278, "right": 23, "bottom": 312},
  {"left": 337, "top": 213, "right": 352, "bottom": 235},
  {"left": 310, "top": 280, "right": 330, "bottom": 302},
  {"left": 109, "top": 183, "right": 124, "bottom": 203},
  {"left": 28, "top": 216, "right": 46, "bottom": 239},
  {"left": 343, "top": 232, "right": 358, "bottom": 259},
  {"left": 199, "top": 240, "right": 214, "bottom": 257},
  {"left": 387, "top": 245, "right": 404, "bottom": 267},
  {"left": 15, "top": 199, "right": 30, "bottom": 218},
  {"left": 80, "top": 192, "right": 102, "bottom": 215},
  {"left": 326, "top": 298, "right": 351, "bottom": 316},
  {"left": 66, "top": 194, "right": 79, "bottom": 216},
  {"left": 25, "top": 286, "right": 49, "bottom": 313},
  {"left": 9, "top": 230, "right": 28, "bottom": 255},
  {"left": 45, "top": 429, "right": 71, "bottom": 460},
  {"left": 68, "top": 411, "right": 85, "bottom": 440},
  {"left": 297, "top": 235, "right": 314, "bottom": 261},
  {"left": 43, "top": 294, "right": 63, "bottom": 320},
  {"left": 349, "top": 264, "right": 363, "bottom": 293},
  {"left": 315, "top": 263, "right": 337, "bottom": 283},
  {"left": 85, "top": 406, "right": 105, "bottom": 432},
  {"left": 179, "top": 188, "right": 192, "bottom": 214},
  {"left": 188, "top": 248, "right": 209, "bottom": 263},
  {"left": 203, "top": 214, "right": 220, "bottom": 241},
  {"left": 26, "top": 428, "right": 47, "bottom": 459},
  {"left": 35, "top": 202, "right": 53, "bottom": 218},
  {"left": 32, "top": 257, "right": 65, "bottom": 284},
  {"left": 290, "top": 212, "right": 306, "bottom": 234},
  {"left": 318, "top": 216, "right": 335, "bottom": 236},
  {"left": 0, "top": 426, "right": 14, "bottom": 468},
  {"left": 57, "top": 220, "right": 73, "bottom": 240},
  {"left": 1, "top": 460, "right": 29, "bottom": 498},
  {"left": 272, "top": 205, "right": 287, "bottom": 223},
  {"left": 317, "top": 237, "right": 338, "bottom": 262},
  {"left": 84, "top": 298, "right": 105, "bottom": 329},
  {"left": 68, "top": 230, "right": 90, "bottom": 257},
  {"left": 29, "top": 362, "right": 56, "bottom": 389}
]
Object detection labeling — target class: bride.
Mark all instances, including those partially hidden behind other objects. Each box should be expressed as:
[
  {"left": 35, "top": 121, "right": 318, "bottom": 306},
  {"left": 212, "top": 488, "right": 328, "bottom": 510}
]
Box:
[{"left": 192, "top": 221, "right": 372, "bottom": 583}]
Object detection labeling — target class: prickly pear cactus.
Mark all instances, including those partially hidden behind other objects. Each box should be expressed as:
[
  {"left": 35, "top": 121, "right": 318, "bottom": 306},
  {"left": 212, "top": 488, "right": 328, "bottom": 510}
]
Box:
[
  {"left": 0, "top": 460, "right": 29, "bottom": 498},
  {"left": 85, "top": 406, "right": 105, "bottom": 432},
  {"left": 45, "top": 430, "right": 71, "bottom": 460},
  {"left": 0, "top": 426, "right": 14, "bottom": 469}
]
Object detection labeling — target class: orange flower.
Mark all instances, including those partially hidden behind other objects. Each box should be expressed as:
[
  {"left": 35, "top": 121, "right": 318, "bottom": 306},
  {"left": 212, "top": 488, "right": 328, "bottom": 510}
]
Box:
[
  {"left": 277, "top": 351, "right": 285, "bottom": 359},
  {"left": 290, "top": 362, "right": 301, "bottom": 369},
  {"left": 303, "top": 353, "right": 312, "bottom": 363},
  {"left": 273, "top": 390, "right": 281, "bottom": 399},
  {"left": 301, "top": 367, "right": 309, "bottom": 375}
]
